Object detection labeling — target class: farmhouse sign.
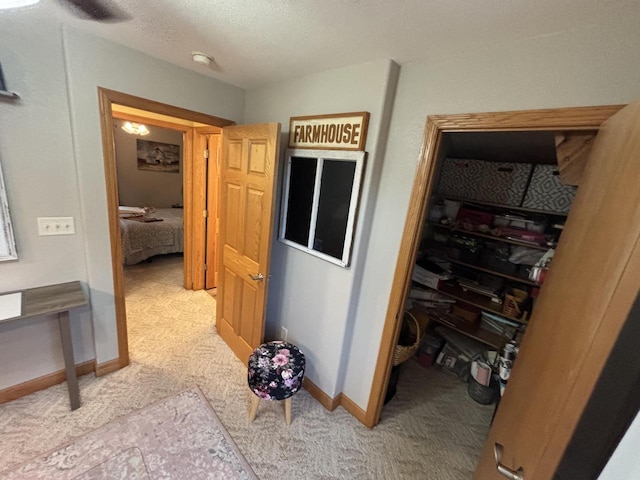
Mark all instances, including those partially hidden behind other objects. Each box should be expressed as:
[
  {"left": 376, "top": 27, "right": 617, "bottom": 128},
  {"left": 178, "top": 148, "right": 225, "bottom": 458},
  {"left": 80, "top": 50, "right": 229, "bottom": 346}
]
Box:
[{"left": 288, "top": 112, "right": 370, "bottom": 151}]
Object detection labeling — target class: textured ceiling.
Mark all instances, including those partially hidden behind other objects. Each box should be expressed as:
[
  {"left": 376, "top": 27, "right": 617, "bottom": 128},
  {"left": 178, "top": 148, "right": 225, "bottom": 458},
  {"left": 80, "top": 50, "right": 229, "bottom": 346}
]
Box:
[{"left": 23, "top": 0, "right": 640, "bottom": 88}]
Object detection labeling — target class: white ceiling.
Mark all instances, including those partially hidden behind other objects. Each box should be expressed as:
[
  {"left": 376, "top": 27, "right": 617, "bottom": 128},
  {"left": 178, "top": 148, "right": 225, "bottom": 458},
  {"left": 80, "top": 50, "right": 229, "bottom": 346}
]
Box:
[{"left": 28, "top": 0, "right": 640, "bottom": 88}]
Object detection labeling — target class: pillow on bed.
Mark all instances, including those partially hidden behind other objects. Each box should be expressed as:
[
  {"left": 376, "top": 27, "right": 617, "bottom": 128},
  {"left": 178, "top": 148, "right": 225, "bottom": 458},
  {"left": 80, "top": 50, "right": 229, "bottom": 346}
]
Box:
[{"left": 119, "top": 206, "right": 150, "bottom": 218}]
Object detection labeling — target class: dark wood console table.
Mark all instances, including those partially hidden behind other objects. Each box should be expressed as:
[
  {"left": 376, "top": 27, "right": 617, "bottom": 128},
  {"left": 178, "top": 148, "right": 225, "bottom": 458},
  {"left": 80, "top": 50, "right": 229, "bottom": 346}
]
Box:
[{"left": 0, "top": 281, "right": 88, "bottom": 410}]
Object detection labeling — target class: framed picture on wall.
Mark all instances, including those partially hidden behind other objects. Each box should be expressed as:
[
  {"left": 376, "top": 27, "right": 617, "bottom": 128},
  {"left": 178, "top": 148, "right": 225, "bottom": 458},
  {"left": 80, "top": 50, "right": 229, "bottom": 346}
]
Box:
[
  {"left": 0, "top": 160, "right": 18, "bottom": 261},
  {"left": 136, "top": 139, "right": 180, "bottom": 173}
]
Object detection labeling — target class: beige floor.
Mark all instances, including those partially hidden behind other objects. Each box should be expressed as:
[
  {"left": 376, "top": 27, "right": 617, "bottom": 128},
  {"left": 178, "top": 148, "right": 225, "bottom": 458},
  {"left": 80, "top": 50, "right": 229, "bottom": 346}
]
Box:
[{"left": 0, "top": 254, "right": 493, "bottom": 479}]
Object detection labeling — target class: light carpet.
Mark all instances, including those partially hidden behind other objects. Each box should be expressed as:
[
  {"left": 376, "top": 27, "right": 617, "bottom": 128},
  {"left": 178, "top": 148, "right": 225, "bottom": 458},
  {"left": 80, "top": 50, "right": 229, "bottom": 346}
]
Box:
[
  {"left": 0, "top": 254, "right": 493, "bottom": 479},
  {"left": 1, "top": 387, "right": 257, "bottom": 479}
]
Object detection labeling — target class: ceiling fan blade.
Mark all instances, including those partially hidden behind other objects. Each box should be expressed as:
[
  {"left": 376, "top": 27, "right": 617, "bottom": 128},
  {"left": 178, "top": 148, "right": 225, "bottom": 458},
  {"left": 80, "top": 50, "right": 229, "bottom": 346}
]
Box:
[{"left": 57, "top": 0, "right": 129, "bottom": 22}]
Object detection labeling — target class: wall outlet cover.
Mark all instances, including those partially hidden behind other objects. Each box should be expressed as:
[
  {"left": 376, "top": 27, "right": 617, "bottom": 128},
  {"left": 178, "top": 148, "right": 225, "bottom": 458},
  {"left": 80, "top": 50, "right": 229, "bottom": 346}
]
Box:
[{"left": 37, "top": 217, "right": 76, "bottom": 236}]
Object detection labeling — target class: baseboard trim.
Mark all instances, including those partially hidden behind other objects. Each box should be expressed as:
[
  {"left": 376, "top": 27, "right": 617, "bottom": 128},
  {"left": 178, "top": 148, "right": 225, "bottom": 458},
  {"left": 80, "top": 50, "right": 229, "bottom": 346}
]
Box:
[
  {"left": 303, "top": 377, "right": 341, "bottom": 411},
  {"left": 0, "top": 360, "right": 96, "bottom": 404},
  {"left": 339, "top": 392, "right": 371, "bottom": 427},
  {"left": 95, "top": 357, "right": 126, "bottom": 376},
  {"left": 302, "top": 378, "right": 373, "bottom": 426}
]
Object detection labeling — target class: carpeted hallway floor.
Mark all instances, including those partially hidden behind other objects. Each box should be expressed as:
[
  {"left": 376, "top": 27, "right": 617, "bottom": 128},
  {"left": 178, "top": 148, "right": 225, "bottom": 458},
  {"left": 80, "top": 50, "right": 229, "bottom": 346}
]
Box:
[{"left": 0, "top": 254, "right": 493, "bottom": 479}]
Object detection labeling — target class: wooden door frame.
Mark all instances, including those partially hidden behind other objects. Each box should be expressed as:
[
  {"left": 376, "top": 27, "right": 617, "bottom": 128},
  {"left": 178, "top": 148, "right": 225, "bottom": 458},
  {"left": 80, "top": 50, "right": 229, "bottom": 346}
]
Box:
[
  {"left": 365, "top": 104, "right": 625, "bottom": 427},
  {"left": 192, "top": 127, "right": 222, "bottom": 291},
  {"left": 97, "top": 87, "right": 234, "bottom": 370},
  {"left": 206, "top": 132, "right": 221, "bottom": 289}
]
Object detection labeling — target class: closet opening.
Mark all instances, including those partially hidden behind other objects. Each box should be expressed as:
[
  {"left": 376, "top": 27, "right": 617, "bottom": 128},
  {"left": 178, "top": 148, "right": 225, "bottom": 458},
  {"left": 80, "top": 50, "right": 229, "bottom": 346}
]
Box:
[
  {"left": 366, "top": 104, "right": 638, "bottom": 477},
  {"left": 407, "top": 128, "right": 586, "bottom": 360},
  {"left": 382, "top": 128, "right": 595, "bottom": 468}
]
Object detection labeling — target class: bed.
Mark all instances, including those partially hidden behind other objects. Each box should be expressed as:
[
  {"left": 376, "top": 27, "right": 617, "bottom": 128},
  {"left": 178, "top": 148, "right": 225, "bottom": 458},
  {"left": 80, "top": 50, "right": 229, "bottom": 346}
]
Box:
[{"left": 119, "top": 208, "right": 184, "bottom": 265}]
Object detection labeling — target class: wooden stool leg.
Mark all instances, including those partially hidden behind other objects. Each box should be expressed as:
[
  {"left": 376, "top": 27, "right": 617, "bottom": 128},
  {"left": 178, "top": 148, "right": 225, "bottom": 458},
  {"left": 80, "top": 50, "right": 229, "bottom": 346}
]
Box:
[
  {"left": 284, "top": 398, "right": 292, "bottom": 425},
  {"left": 249, "top": 395, "right": 260, "bottom": 423}
]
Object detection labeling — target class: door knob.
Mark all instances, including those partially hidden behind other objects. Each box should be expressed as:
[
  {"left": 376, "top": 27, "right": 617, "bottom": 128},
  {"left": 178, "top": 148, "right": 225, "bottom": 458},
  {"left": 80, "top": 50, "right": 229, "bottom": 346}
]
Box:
[
  {"left": 248, "top": 273, "right": 264, "bottom": 281},
  {"left": 494, "top": 443, "right": 525, "bottom": 480}
]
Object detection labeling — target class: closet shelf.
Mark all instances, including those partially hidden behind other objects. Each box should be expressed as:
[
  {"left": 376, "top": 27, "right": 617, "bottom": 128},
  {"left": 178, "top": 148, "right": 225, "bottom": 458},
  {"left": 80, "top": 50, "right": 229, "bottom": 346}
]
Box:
[
  {"left": 446, "top": 258, "right": 540, "bottom": 287},
  {"left": 414, "top": 305, "right": 507, "bottom": 350},
  {"left": 442, "top": 196, "right": 569, "bottom": 217},
  {"left": 429, "top": 281, "right": 529, "bottom": 325},
  {"left": 429, "top": 221, "right": 550, "bottom": 251}
]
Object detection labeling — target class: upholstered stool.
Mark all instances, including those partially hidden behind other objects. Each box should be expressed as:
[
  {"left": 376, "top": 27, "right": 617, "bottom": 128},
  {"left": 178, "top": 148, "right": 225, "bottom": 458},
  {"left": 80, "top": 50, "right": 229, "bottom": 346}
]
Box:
[{"left": 248, "top": 341, "right": 305, "bottom": 425}]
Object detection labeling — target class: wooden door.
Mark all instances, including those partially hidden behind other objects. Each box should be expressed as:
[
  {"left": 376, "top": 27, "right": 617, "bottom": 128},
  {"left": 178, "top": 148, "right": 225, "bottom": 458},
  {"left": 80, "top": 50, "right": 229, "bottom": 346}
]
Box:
[
  {"left": 475, "top": 102, "right": 640, "bottom": 478},
  {"left": 192, "top": 127, "right": 222, "bottom": 290},
  {"left": 217, "top": 123, "right": 281, "bottom": 364},
  {"left": 205, "top": 133, "right": 220, "bottom": 289}
]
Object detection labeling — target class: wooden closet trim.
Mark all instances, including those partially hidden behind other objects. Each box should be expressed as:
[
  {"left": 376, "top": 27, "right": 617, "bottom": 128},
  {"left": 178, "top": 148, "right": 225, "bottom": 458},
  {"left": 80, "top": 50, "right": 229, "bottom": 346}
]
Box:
[
  {"left": 365, "top": 104, "right": 625, "bottom": 428},
  {"left": 111, "top": 110, "right": 193, "bottom": 132},
  {"left": 97, "top": 88, "right": 234, "bottom": 372}
]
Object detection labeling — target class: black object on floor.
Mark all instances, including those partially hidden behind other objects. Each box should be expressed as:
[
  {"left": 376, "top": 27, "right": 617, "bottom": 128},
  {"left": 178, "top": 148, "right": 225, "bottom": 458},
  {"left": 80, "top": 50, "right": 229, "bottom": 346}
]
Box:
[{"left": 385, "top": 364, "right": 403, "bottom": 404}]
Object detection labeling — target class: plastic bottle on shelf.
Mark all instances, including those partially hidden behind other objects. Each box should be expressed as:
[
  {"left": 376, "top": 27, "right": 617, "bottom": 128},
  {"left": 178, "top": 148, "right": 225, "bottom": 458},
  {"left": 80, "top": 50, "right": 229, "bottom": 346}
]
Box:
[{"left": 498, "top": 340, "right": 519, "bottom": 396}]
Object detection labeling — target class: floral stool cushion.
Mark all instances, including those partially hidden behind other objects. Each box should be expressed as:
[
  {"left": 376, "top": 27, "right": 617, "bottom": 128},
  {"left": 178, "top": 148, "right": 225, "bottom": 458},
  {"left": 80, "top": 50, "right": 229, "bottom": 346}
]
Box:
[{"left": 248, "top": 341, "right": 305, "bottom": 401}]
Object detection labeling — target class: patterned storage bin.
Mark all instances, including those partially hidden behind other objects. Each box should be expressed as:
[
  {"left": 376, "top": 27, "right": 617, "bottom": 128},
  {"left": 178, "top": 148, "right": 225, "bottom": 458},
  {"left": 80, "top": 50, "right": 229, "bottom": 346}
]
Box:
[
  {"left": 522, "top": 164, "right": 577, "bottom": 213},
  {"left": 438, "top": 158, "right": 532, "bottom": 206}
]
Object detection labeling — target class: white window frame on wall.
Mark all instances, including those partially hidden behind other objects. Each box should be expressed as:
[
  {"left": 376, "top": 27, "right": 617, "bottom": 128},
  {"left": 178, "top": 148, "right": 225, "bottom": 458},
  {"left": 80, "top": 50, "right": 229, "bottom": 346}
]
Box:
[{"left": 279, "top": 148, "right": 365, "bottom": 268}]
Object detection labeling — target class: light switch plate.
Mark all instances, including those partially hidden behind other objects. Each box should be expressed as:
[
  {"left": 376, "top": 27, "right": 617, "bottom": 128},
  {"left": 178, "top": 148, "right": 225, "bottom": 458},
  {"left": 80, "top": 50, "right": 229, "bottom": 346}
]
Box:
[{"left": 37, "top": 217, "right": 76, "bottom": 236}]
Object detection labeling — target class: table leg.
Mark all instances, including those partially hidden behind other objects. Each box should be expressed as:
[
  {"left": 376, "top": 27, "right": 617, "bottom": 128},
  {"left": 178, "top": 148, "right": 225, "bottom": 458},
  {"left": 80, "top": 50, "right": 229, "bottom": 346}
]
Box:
[
  {"left": 58, "top": 311, "right": 80, "bottom": 410},
  {"left": 249, "top": 395, "right": 260, "bottom": 423},
  {"left": 284, "top": 398, "right": 291, "bottom": 425}
]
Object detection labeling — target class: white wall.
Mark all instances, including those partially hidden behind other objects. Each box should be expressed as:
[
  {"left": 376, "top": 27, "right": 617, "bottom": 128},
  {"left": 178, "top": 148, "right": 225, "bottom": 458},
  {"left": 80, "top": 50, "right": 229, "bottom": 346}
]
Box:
[
  {"left": 0, "top": 10, "right": 245, "bottom": 389},
  {"left": 245, "top": 59, "right": 399, "bottom": 397},
  {"left": 62, "top": 27, "right": 245, "bottom": 364},
  {"left": 0, "top": 12, "right": 93, "bottom": 389},
  {"left": 341, "top": 18, "right": 640, "bottom": 408},
  {"left": 114, "top": 119, "right": 184, "bottom": 208},
  {"left": 598, "top": 410, "right": 640, "bottom": 479}
]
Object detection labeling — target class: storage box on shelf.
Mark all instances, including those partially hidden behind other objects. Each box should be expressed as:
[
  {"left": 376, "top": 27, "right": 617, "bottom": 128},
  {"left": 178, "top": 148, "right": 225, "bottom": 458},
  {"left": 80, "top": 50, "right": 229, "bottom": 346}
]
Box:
[
  {"left": 438, "top": 159, "right": 532, "bottom": 207},
  {"left": 522, "top": 164, "right": 577, "bottom": 213},
  {"left": 451, "top": 303, "right": 481, "bottom": 323},
  {"left": 437, "top": 158, "right": 576, "bottom": 214}
]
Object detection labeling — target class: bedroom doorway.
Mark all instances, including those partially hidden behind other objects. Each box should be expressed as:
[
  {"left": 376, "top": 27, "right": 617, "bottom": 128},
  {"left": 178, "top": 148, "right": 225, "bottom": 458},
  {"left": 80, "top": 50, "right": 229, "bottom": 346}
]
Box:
[
  {"left": 98, "top": 88, "right": 234, "bottom": 369},
  {"left": 110, "top": 106, "right": 223, "bottom": 290},
  {"left": 112, "top": 110, "right": 188, "bottom": 266}
]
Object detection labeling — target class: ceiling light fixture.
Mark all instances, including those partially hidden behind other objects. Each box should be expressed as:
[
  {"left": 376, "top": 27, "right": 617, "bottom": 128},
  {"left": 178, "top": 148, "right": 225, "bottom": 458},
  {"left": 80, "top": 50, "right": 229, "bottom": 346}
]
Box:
[
  {"left": 192, "top": 51, "right": 214, "bottom": 67},
  {"left": 121, "top": 122, "right": 150, "bottom": 136},
  {"left": 0, "top": 0, "right": 40, "bottom": 9}
]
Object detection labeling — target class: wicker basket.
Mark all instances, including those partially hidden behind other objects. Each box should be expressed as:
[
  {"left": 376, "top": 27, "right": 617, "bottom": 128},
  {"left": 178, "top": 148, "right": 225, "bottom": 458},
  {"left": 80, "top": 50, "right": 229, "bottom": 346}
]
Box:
[
  {"left": 502, "top": 294, "right": 521, "bottom": 318},
  {"left": 503, "top": 288, "right": 528, "bottom": 318},
  {"left": 393, "top": 311, "right": 423, "bottom": 366}
]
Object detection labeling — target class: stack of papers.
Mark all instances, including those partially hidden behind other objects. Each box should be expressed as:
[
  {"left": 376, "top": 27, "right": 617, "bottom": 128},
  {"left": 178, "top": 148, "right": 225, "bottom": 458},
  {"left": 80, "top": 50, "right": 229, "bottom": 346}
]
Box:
[
  {"left": 0, "top": 292, "right": 22, "bottom": 321},
  {"left": 408, "top": 288, "right": 455, "bottom": 303},
  {"left": 412, "top": 264, "right": 452, "bottom": 289}
]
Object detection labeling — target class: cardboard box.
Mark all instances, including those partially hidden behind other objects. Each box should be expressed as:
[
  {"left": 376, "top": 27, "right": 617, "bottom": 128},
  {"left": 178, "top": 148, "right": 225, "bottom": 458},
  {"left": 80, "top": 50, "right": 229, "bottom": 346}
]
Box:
[{"left": 451, "top": 303, "right": 480, "bottom": 324}]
